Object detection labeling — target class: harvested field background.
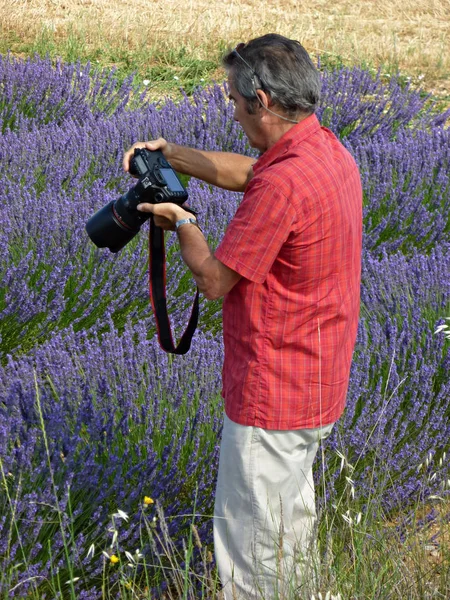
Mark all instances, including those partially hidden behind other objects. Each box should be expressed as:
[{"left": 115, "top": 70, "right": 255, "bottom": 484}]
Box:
[
  {"left": 2, "top": 2, "right": 450, "bottom": 599},
  {"left": 2, "top": 0, "right": 450, "bottom": 98}
]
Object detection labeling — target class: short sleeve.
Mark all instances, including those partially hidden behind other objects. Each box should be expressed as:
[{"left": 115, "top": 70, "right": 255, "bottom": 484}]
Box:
[{"left": 215, "top": 176, "right": 297, "bottom": 283}]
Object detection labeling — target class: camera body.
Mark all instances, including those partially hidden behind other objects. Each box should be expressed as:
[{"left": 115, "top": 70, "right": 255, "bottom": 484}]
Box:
[
  {"left": 86, "top": 148, "right": 188, "bottom": 253},
  {"left": 128, "top": 147, "right": 188, "bottom": 204}
]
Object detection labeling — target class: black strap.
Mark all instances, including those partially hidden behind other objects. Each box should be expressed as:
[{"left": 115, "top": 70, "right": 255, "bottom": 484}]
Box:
[{"left": 148, "top": 216, "right": 199, "bottom": 354}]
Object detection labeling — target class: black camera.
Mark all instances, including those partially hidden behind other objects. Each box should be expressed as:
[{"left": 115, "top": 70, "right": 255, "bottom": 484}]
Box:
[{"left": 86, "top": 148, "right": 188, "bottom": 252}]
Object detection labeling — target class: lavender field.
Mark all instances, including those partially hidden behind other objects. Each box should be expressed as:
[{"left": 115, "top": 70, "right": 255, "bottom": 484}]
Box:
[{"left": 1, "top": 54, "right": 450, "bottom": 598}]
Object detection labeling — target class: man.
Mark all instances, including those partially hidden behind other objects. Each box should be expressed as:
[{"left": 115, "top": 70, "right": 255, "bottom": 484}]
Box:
[{"left": 123, "top": 34, "right": 362, "bottom": 599}]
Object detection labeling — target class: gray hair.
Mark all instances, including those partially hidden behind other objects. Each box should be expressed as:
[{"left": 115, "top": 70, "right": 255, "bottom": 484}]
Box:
[{"left": 223, "top": 34, "right": 321, "bottom": 118}]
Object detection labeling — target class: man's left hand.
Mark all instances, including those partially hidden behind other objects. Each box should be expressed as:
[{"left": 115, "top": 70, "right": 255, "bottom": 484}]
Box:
[{"left": 137, "top": 202, "right": 192, "bottom": 231}]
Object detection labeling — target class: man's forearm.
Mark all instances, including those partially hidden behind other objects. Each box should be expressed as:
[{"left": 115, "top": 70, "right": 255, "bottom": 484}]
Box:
[
  {"left": 176, "top": 223, "right": 240, "bottom": 300},
  {"left": 135, "top": 201, "right": 241, "bottom": 299},
  {"left": 166, "top": 144, "right": 255, "bottom": 192}
]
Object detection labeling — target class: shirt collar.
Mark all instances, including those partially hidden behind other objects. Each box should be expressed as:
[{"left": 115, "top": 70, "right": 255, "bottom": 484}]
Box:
[{"left": 252, "top": 113, "right": 321, "bottom": 174}]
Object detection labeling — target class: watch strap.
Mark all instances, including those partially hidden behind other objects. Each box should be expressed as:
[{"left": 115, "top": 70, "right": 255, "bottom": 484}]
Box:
[{"left": 175, "top": 217, "right": 197, "bottom": 231}]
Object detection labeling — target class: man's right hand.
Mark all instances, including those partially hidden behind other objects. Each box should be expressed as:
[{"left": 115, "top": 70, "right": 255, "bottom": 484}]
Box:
[
  {"left": 122, "top": 138, "right": 172, "bottom": 174},
  {"left": 123, "top": 138, "right": 254, "bottom": 192}
]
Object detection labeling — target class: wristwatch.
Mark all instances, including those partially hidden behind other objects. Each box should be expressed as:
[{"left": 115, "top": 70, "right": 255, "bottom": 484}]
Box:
[{"left": 175, "top": 217, "right": 197, "bottom": 231}]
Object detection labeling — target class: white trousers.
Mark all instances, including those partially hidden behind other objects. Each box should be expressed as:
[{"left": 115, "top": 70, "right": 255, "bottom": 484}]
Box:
[{"left": 214, "top": 415, "right": 334, "bottom": 600}]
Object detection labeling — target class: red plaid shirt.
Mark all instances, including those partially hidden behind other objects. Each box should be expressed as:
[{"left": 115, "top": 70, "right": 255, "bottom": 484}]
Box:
[{"left": 215, "top": 114, "right": 362, "bottom": 430}]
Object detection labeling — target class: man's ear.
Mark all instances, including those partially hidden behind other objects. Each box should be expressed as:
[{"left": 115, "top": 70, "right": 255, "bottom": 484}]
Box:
[{"left": 255, "top": 88, "right": 271, "bottom": 109}]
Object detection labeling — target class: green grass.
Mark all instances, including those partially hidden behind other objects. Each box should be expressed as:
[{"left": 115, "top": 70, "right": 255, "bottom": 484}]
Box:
[
  {"left": 3, "top": 23, "right": 444, "bottom": 107},
  {"left": 0, "top": 26, "right": 223, "bottom": 99},
  {"left": 2, "top": 23, "right": 450, "bottom": 600},
  {"left": 2, "top": 408, "right": 450, "bottom": 599}
]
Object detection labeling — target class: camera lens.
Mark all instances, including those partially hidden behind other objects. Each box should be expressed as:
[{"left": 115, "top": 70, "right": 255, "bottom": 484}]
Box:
[{"left": 86, "top": 200, "right": 140, "bottom": 253}]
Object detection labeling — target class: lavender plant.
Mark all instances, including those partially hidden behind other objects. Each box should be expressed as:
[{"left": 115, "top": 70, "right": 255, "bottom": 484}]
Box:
[
  {"left": 322, "top": 245, "right": 450, "bottom": 514},
  {"left": 0, "top": 53, "right": 143, "bottom": 132},
  {"left": 0, "top": 320, "right": 223, "bottom": 595},
  {"left": 0, "top": 118, "right": 239, "bottom": 357},
  {"left": 1, "top": 53, "right": 450, "bottom": 597},
  {"left": 317, "top": 65, "right": 450, "bottom": 138},
  {"left": 346, "top": 127, "right": 450, "bottom": 255},
  {"left": 2, "top": 68, "right": 449, "bottom": 359}
]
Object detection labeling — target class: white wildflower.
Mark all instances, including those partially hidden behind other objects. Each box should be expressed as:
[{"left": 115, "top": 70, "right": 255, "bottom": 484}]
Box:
[
  {"left": 111, "top": 529, "right": 118, "bottom": 547},
  {"left": 345, "top": 476, "right": 355, "bottom": 498},
  {"left": 342, "top": 511, "right": 353, "bottom": 525},
  {"left": 112, "top": 509, "right": 129, "bottom": 522},
  {"left": 435, "top": 319, "right": 450, "bottom": 338},
  {"left": 87, "top": 543, "right": 95, "bottom": 559}
]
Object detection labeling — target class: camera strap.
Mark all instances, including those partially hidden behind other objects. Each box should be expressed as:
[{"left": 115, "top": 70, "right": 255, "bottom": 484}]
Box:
[{"left": 148, "top": 216, "right": 199, "bottom": 355}]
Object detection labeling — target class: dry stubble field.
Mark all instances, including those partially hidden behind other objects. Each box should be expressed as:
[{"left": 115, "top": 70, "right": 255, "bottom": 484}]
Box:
[
  {"left": 1, "top": 2, "right": 450, "bottom": 598},
  {"left": 2, "top": 0, "right": 450, "bottom": 98}
]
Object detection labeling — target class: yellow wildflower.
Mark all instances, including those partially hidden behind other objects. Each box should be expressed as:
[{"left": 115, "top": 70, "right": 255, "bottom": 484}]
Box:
[
  {"left": 144, "top": 496, "right": 154, "bottom": 505},
  {"left": 110, "top": 554, "right": 120, "bottom": 564}
]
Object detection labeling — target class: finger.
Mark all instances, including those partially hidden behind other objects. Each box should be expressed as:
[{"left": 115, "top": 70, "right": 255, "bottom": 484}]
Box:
[
  {"left": 122, "top": 147, "right": 137, "bottom": 172},
  {"left": 139, "top": 202, "right": 174, "bottom": 217},
  {"left": 145, "top": 138, "right": 171, "bottom": 159},
  {"left": 136, "top": 203, "right": 155, "bottom": 213},
  {"left": 144, "top": 137, "right": 165, "bottom": 151},
  {"left": 144, "top": 141, "right": 162, "bottom": 152},
  {"left": 122, "top": 142, "right": 145, "bottom": 172},
  {"left": 122, "top": 151, "right": 131, "bottom": 172},
  {"left": 181, "top": 202, "right": 196, "bottom": 215}
]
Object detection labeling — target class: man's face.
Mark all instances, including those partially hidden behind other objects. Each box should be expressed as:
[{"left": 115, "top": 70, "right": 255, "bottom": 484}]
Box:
[{"left": 228, "top": 71, "right": 266, "bottom": 152}]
